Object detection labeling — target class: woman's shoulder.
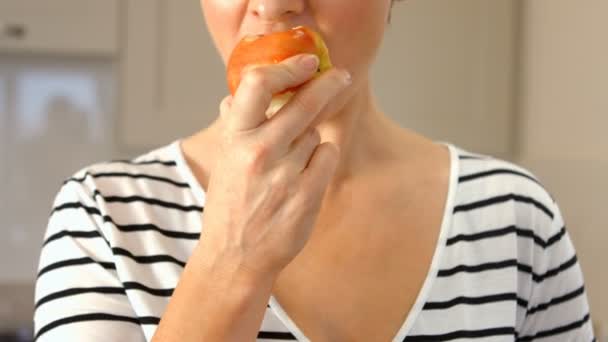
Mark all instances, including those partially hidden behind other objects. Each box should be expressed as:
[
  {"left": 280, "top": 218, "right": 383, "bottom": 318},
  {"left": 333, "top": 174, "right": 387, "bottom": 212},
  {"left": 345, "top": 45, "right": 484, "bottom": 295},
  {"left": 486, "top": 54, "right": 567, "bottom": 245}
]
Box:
[
  {"left": 66, "top": 140, "right": 182, "bottom": 184},
  {"left": 438, "top": 144, "right": 594, "bottom": 341},
  {"left": 52, "top": 140, "right": 196, "bottom": 210},
  {"left": 79, "top": 140, "right": 181, "bottom": 175},
  {"left": 45, "top": 139, "right": 202, "bottom": 249},
  {"left": 447, "top": 143, "right": 561, "bottom": 240},
  {"left": 452, "top": 144, "right": 550, "bottom": 196}
]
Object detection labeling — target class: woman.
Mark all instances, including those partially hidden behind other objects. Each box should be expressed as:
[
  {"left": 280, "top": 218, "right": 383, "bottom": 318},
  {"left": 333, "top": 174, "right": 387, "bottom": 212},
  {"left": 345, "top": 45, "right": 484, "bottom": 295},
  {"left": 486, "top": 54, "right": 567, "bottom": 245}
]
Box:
[{"left": 34, "top": 0, "right": 595, "bottom": 341}]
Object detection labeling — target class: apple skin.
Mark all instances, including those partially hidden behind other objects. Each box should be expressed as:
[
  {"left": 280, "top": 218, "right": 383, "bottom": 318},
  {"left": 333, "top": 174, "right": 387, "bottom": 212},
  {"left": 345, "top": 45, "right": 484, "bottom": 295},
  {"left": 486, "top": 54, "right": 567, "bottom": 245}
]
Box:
[{"left": 226, "top": 26, "right": 333, "bottom": 117}]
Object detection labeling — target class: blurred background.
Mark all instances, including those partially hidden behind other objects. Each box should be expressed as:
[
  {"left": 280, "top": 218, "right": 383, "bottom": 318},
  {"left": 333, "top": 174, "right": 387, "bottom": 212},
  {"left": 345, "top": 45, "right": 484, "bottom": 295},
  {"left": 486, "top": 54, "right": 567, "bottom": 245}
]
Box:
[{"left": 0, "top": 0, "right": 606, "bottom": 341}]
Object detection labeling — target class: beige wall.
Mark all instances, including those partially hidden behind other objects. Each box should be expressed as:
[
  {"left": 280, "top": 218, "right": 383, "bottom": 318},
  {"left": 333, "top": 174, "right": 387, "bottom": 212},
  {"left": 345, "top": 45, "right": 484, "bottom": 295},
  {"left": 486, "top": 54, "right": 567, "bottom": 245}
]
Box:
[
  {"left": 374, "top": 0, "right": 517, "bottom": 158},
  {"left": 516, "top": 0, "right": 608, "bottom": 335},
  {"left": 1, "top": 0, "right": 606, "bottom": 337}
]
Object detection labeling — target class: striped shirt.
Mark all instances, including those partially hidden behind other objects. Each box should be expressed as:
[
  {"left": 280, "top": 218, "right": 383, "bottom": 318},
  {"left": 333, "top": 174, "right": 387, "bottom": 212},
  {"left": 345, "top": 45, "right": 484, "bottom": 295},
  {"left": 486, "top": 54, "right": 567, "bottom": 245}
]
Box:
[{"left": 34, "top": 140, "right": 595, "bottom": 341}]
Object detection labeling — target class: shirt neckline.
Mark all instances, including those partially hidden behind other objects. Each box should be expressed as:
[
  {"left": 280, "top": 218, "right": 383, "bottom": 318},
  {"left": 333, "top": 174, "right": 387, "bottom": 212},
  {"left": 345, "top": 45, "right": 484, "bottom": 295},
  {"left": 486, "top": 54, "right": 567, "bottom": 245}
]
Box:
[
  {"left": 170, "top": 139, "right": 207, "bottom": 205},
  {"left": 268, "top": 142, "right": 460, "bottom": 341},
  {"left": 170, "top": 138, "right": 460, "bottom": 341}
]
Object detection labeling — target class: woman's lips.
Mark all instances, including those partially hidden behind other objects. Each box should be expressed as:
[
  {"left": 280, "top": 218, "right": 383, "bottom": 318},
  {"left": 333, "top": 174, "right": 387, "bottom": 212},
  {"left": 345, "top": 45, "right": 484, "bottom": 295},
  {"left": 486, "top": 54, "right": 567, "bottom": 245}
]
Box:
[{"left": 240, "top": 22, "right": 318, "bottom": 41}]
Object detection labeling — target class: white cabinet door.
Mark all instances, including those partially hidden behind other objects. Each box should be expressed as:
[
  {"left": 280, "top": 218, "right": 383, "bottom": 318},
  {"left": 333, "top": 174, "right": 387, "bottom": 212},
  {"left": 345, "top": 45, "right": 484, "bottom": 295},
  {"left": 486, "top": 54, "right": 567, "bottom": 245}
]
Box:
[
  {"left": 121, "top": 0, "right": 518, "bottom": 157},
  {"left": 0, "top": 0, "right": 119, "bottom": 56},
  {"left": 120, "top": 0, "right": 226, "bottom": 150}
]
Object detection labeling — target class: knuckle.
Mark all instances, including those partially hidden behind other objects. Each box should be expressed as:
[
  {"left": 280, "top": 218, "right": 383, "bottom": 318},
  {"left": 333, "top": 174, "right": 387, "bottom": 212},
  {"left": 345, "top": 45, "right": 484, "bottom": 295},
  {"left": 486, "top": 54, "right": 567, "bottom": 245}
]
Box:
[
  {"left": 294, "top": 189, "right": 317, "bottom": 212},
  {"left": 242, "top": 141, "right": 271, "bottom": 172},
  {"left": 242, "top": 68, "right": 268, "bottom": 89},
  {"left": 299, "top": 130, "right": 320, "bottom": 152},
  {"left": 292, "top": 93, "right": 322, "bottom": 114},
  {"left": 309, "top": 129, "right": 321, "bottom": 145},
  {"left": 332, "top": 69, "right": 350, "bottom": 87},
  {"left": 271, "top": 170, "right": 291, "bottom": 196},
  {"left": 220, "top": 96, "right": 233, "bottom": 113},
  {"left": 281, "top": 63, "right": 301, "bottom": 84},
  {"left": 220, "top": 131, "right": 234, "bottom": 147}
]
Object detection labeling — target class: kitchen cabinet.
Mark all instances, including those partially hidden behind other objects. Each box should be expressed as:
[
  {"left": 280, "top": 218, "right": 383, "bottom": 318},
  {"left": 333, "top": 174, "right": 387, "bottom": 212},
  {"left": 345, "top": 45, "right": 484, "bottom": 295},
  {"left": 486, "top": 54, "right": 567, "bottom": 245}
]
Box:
[
  {"left": 122, "top": 0, "right": 519, "bottom": 157},
  {"left": 120, "top": 0, "right": 226, "bottom": 150},
  {"left": 0, "top": 0, "right": 119, "bottom": 56},
  {"left": 0, "top": 0, "right": 121, "bottom": 283}
]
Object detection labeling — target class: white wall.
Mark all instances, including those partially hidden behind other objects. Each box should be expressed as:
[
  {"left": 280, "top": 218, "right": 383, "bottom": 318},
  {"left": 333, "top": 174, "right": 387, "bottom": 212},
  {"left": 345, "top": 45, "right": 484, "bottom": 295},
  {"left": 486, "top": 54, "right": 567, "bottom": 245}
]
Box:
[{"left": 516, "top": 0, "right": 608, "bottom": 336}]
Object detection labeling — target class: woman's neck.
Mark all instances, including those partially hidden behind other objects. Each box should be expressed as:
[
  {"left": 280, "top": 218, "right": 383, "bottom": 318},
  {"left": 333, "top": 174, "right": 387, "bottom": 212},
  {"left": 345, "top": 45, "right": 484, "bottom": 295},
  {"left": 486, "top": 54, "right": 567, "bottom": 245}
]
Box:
[
  {"left": 182, "top": 77, "right": 412, "bottom": 195},
  {"left": 314, "top": 77, "right": 405, "bottom": 191}
]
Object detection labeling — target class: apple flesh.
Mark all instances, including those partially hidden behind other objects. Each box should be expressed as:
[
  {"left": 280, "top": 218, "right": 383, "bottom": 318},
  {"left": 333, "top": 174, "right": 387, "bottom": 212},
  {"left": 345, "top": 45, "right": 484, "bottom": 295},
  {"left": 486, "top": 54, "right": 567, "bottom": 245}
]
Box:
[{"left": 226, "top": 26, "right": 333, "bottom": 117}]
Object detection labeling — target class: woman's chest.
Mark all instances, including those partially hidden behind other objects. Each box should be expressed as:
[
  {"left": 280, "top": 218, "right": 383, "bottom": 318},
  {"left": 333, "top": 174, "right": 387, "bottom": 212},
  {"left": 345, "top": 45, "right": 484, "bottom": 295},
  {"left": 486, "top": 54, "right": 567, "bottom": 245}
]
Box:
[{"left": 269, "top": 188, "right": 448, "bottom": 341}]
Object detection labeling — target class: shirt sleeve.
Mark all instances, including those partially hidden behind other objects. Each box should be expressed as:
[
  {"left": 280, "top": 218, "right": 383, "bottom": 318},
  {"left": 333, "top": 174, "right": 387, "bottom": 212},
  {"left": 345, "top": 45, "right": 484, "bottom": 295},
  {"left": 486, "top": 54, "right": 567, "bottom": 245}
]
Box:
[
  {"left": 33, "top": 178, "right": 146, "bottom": 341},
  {"left": 517, "top": 198, "right": 595, "bottom": 341}
]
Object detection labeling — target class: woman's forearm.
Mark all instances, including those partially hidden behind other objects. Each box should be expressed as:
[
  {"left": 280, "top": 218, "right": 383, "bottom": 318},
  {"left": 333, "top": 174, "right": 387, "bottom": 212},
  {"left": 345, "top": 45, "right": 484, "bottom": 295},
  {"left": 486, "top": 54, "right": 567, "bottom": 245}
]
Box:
[{"left": 152, "top": 244, "right": 276, "bottom": 342}]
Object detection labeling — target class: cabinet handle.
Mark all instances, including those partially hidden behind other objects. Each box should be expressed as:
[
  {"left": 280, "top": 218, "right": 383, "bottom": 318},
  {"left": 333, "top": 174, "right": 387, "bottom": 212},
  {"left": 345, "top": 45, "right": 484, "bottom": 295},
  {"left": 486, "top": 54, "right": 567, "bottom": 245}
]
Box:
[{"left": 1, "top": 23, "right": 27, "bottom": 40}]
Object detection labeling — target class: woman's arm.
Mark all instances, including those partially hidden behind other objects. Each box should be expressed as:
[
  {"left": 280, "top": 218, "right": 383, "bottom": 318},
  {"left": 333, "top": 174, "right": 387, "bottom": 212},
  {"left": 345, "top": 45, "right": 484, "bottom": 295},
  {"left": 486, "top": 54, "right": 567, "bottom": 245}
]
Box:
[
  {"left": 151, "top": 244, "right": 276, "bottom": 342},
  {"left": 34, "top": 181, "right": 147, "bottom": 341},
  {"left": 517, "top": 199, "right": 595, "bottom": 340}
]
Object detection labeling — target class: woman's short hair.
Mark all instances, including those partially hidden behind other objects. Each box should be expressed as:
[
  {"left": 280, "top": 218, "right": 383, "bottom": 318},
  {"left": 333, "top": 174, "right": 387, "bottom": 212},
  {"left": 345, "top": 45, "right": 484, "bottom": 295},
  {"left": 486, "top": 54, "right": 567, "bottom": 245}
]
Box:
[{"left": 388, "top": 0, "right": 405, "bottom": 25}]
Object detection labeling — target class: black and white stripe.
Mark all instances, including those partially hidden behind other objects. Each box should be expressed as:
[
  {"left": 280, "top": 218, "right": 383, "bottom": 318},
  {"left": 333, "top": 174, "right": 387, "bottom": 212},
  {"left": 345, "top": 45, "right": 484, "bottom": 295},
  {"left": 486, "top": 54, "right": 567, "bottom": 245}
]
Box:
[{"left": 34, "top": 141, "right": 595, "bottom": 341}]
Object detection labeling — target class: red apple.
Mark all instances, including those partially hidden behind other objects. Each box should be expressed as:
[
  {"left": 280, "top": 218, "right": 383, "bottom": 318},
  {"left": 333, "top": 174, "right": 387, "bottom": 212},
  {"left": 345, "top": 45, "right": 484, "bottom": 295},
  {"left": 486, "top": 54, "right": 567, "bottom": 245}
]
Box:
[{"left": 226, "top": 26, "right": 333, "bottom": 117}]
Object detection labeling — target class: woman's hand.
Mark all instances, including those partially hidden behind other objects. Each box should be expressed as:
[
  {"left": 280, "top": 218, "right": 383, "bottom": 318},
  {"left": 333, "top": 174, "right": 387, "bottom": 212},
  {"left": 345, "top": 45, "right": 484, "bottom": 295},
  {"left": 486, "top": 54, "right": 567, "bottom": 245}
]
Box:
[{"left": 198, "top": 53, "right": 352, "bottom": 281}]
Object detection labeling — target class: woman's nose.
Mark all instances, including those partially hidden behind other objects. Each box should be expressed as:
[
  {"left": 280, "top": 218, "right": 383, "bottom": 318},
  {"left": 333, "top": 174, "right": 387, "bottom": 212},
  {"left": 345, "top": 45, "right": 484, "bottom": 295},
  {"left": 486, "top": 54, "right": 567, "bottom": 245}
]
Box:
[{"left": 248, "top": 0, "right": 304, "bottom": 22}]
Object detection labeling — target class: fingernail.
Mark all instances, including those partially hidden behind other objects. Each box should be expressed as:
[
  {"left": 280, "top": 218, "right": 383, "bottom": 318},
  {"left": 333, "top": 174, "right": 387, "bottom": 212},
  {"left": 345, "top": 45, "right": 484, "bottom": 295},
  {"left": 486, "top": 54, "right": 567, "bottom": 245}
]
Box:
[
  {"left": 299, "top": 54, "right": 319, "bottom": 71},
  {"left": 342, "top": 70, "right": 352, "bottom": 85}
]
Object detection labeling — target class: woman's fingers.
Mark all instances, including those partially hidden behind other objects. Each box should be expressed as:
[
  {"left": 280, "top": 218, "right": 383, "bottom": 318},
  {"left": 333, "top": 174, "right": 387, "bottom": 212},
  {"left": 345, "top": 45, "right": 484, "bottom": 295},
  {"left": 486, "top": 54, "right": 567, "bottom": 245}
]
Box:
[
  {"left": 264, "top": 68, "right": 351, "bottom": 148},
  {"left": 225, "top": 53, "right": 320, "bottom": 133},
  {"left": 300, "top": 142, "right": 340, "bottom": 198},
  {"left": 219, "top": 95, "right": 233, "bottom": 120},
  {"left": 281, "top": 128, "right": 321, "bottom": 175}
]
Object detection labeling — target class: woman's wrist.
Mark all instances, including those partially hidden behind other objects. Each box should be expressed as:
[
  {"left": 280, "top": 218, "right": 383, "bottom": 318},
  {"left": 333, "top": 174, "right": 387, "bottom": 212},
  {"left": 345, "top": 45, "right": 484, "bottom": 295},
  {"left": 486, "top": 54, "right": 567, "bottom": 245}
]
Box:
[
  {"left": 192, "top": 241, "right": 278, "bottom": 292},
  {"left": 152, "top": 242, "right": 277, "bottom": 342}
]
